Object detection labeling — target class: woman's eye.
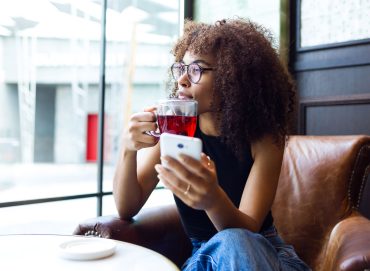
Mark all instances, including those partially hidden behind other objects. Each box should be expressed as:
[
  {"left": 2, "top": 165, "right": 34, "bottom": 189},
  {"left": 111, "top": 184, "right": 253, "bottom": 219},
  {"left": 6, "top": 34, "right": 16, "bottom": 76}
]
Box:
[{"left": 190, "top": 66, "right": 200, "bottom": 74}]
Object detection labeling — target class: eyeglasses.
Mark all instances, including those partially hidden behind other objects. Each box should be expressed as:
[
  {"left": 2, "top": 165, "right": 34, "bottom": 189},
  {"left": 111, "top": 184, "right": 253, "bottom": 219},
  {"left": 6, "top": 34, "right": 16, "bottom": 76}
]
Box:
[{"left": 171, "top": 62, "right": 214, "bottom": 84}]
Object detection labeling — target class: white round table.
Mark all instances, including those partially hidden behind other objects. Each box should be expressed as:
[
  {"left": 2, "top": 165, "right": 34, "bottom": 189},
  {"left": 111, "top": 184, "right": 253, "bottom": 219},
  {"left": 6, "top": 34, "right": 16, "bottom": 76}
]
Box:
[{"left": 0, "top": 234, "right": 180, "bottom": 271}]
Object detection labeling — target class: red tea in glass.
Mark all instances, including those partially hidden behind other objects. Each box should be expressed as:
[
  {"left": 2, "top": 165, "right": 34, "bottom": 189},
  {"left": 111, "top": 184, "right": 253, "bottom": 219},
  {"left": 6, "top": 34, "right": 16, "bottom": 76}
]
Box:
[
  {"left": 148, "top": 99, "right": 198, "bottom": 137},
  {"left": 157, "top": 115, "right": 197, "bottom": 137}
]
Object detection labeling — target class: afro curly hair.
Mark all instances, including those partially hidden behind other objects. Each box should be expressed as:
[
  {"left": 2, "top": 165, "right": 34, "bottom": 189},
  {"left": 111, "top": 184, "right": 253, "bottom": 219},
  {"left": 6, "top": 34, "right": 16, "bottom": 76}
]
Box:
[{"left": 171, "top": 18, "right": 296, "bottom": 159}]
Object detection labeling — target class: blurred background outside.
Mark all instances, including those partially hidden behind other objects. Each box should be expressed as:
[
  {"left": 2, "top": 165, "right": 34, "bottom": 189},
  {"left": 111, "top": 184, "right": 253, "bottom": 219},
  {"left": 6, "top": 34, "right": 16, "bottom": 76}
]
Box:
[{"left": 0, "top": 0, "right": 287, "bottom": 234}]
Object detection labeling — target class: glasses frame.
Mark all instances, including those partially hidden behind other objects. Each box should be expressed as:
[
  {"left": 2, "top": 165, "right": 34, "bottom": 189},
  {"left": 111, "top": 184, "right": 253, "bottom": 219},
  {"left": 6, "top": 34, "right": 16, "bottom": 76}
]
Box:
[{"left": 171, "top": 62, "right": 214, "bottom": 84}]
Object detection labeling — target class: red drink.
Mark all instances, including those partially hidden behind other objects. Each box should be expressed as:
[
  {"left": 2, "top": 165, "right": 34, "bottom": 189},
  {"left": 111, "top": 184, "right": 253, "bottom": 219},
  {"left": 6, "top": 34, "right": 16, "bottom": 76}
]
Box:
[{"left": 157, "top": 115, "right": 197, "bottom": 137}]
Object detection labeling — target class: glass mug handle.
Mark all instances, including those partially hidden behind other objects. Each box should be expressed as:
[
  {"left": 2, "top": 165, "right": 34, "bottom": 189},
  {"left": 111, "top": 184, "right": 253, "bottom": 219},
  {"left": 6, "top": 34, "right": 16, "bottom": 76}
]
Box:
[{"left": 145, "top": 110, "right": 161, "bottom": 137}]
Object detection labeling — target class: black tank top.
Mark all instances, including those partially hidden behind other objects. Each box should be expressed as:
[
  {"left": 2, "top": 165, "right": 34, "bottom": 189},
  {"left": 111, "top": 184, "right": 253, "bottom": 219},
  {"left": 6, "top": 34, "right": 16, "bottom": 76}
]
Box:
[{"left": 174, "top": 123, "right": 274, "bottom": 240}]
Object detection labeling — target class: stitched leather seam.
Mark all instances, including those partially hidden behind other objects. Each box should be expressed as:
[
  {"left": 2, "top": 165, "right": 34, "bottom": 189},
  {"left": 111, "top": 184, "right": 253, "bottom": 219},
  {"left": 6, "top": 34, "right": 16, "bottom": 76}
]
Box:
[
  {"left": 356, "top": 164, "right": 370, "bottom": 209},
  {"left": 349, "top": 144, "right": 370, "bottom": 210},
  {"left": 348, "top": 146, "right": 361, "bottom": 207}
]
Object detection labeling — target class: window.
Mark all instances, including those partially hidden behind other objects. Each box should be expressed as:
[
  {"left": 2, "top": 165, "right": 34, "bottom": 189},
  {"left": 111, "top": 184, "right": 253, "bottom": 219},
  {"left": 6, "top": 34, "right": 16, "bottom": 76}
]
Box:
[
  {"left": 300, "top": 0, "right": 370, "bottom": 48},
  {"left": 0, "top": 0, "right": 182, "bottom": 234},
  {"left": 193, "top": 0, "right": 281, "bottom": 45}
]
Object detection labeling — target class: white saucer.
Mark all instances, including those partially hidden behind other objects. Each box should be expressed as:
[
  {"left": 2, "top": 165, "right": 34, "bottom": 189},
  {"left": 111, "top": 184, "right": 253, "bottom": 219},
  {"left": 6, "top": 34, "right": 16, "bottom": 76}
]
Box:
[{"left": 59, "top": 238, "right": 116, "bottom": 260}]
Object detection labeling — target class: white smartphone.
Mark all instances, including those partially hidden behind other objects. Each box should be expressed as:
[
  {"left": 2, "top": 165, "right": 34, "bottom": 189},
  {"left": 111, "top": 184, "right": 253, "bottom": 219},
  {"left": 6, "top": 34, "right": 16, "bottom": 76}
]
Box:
[{"left": 160, "top": 133, "right": 202, "bottom": 165}]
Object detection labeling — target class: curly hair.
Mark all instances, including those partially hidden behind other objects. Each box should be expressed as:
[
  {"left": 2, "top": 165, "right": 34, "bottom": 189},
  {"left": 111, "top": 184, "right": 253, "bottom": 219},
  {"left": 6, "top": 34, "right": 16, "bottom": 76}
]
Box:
[{"left": 171, "top": 18, "right": 296, "bottom": 158}]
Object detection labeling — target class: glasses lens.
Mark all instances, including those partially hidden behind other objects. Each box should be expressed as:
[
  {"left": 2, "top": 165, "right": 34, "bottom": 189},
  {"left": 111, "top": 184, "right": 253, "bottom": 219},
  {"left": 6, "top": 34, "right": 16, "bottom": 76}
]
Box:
[
  {"left": 188, "top": 63, "right": 201, "bottom": 83},
  {"left": 171, "top": 63, "right": 183, "bottom": 80}
]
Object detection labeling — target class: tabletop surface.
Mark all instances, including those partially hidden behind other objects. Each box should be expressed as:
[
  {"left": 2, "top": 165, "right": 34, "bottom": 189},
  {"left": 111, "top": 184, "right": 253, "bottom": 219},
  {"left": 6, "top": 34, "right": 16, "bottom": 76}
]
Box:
[{"left": 0, "top": 234, "right": 180, "bottom": 271}]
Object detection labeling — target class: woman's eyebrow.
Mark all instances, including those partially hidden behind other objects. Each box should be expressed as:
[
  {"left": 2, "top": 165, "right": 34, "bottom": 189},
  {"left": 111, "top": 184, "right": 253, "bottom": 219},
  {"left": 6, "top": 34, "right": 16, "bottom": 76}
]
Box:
[{"left": 190, "top": 59, "right": 213, "bottom": 66}]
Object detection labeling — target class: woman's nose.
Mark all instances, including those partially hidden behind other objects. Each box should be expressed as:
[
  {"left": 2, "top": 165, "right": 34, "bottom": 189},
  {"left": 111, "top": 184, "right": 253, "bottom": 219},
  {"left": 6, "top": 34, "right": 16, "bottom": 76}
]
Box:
[{"left": 178, "top": 72, "right": 191, "bottom": 88}]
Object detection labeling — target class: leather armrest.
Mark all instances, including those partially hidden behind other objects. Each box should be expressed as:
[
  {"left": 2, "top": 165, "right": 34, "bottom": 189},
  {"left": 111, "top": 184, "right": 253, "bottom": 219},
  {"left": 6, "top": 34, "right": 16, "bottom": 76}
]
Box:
[
  {"left": 320, "top": 212, "right": 370, "bottom": 271},
  {"left": 73, "top": 204, "right": 191, "bottom": 267}
]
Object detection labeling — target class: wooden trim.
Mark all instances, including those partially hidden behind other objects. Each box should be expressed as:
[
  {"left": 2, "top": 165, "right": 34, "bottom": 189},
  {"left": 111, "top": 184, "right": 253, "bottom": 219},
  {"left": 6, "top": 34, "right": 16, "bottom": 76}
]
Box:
[
  {"left": 299, "top": 93, "right": 370, "bottom": 134},
  {"left": 301, "top": 93, "right": 370, "bottom": 106},
  {"left": 294, "top": 54, "right": 370, "bottom": 72},
  {"left": 184, "top": 0, "right": 194, "bottom": 20},
  {"left": 279, "top": 0, "right": 290, "bottom": 65},
  {"left": 295, "top": 0, "right": 301, "bottom": 53},
  {"left": 289, "top": 0, "right": 297, "bottom": 74},
  {"left": 298, "top": 38, "right": 370, "bottom": 53}
]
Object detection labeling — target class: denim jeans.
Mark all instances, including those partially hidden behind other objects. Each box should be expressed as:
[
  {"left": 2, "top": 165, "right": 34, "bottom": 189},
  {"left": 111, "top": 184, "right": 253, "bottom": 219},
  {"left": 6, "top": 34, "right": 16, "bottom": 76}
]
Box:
[{"left": 181, "top": 226, "right": 312, "bottom": 271}]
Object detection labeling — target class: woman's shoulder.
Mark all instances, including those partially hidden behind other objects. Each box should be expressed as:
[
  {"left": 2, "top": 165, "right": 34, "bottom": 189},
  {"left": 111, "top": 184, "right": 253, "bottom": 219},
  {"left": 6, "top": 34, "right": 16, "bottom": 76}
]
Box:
[{"left": 250, "top": 134, "right": 284, "bottom": 160}]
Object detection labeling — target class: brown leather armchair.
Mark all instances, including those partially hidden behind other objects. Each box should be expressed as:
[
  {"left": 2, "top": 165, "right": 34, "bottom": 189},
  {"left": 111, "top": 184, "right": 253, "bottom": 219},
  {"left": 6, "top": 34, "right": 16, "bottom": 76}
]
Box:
[{"left": 74, "top": 135, "right": 370, "bottom": 271}]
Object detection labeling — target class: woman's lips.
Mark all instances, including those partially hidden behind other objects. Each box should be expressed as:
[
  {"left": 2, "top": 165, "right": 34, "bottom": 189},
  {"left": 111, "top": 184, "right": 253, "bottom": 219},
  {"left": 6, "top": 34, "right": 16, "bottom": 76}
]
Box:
[{"left": 177, "top": 91, "right": 192, "bottom": 100}]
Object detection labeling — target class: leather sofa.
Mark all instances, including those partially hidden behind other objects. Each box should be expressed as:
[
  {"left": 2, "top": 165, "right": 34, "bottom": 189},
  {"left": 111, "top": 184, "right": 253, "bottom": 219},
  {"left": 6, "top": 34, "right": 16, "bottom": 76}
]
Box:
[{"left": 74, "top": 135, "right": 370, "bottom": 271}]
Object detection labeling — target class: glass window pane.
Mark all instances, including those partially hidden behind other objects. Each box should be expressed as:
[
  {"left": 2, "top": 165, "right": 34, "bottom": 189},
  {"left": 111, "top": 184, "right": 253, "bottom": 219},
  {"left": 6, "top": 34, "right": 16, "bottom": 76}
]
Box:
[
  {"left": 0, "top": 198, "right": 96, "bottom": 234},
  {"left": 0, "top": 0, "right": 103, "bottom": 202},
  {"left": 300, "top": 0, "right": 370, "bottom": 48},
  {"left": 102, "top": 1, "right": 182, "bottom": 192},
  {"left": 194, "top": 0, "right": 281, "bottom": 45}
]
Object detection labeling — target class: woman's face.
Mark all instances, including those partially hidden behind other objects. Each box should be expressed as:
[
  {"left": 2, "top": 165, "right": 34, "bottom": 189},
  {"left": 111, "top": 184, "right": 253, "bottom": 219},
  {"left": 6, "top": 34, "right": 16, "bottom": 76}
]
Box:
[{"left": 176, "top": 51, "right": 216, "bottom": 115}]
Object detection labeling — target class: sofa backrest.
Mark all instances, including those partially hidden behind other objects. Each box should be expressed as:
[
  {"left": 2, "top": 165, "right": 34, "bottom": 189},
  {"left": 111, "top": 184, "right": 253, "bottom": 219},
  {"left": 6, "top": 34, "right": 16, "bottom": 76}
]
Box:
[{"left": 272, "top": 135, "right": 370, "bottom": 268}]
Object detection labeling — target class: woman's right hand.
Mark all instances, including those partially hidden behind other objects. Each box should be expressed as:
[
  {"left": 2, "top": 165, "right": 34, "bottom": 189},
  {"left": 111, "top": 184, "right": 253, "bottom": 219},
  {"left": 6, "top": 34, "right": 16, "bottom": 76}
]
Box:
[{"left": 123, "top": 107, "right": 159, "bottom": 151}]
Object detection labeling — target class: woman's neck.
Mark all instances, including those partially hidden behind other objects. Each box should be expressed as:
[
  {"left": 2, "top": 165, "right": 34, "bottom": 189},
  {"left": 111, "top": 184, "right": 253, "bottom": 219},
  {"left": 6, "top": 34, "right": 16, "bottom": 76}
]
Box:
[{"left": 199, "top": 113, "right": 221, "bottom": 137}]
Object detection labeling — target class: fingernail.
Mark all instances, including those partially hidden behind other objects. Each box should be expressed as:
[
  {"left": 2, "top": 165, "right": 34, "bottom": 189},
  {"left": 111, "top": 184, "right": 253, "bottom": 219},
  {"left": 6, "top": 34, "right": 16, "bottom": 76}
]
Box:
[
  {"left": 160, "top": 156, "right": 168, "bottom": 162},
  {"left": 179, "top": 154, "right": 186, "bottom": 162},
  {"left": 154, "top": 164, "right": 162, "bottom": 173},
  {"left": 160, "top": 156, "right": 170, "bottom": 168}
]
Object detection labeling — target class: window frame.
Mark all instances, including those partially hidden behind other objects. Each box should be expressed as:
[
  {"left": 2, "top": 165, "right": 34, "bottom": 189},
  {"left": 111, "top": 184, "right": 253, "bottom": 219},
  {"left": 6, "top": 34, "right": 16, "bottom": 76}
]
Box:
[{"left": 0, "top": 0, "right": 185, "bottom": 217}]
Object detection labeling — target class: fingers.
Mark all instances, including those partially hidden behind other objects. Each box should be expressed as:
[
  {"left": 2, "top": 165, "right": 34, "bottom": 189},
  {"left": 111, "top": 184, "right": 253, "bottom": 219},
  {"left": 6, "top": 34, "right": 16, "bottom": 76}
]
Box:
[
  {"left": 155, "top": 154, "right": 217, "bottom": 209},
  {"left": 131, "top": 111, "right": 156, "bottom": 122},
  {"left": 128, "top": 122, "right": 157, "bottom": 144},
  {"left": 158, "top": 153, "right": 214, "bottom": 186},
  {"left": 129, "top": 121, "right": 157, "bottom": 135},
  {"left": 124, "top": 111, "right": 159, "bottom": 150},
  {"left": 161, "top": 156, "right": 203, "bottom": 185},
  {"left": 177, "top": 153, "right": 214, "bottom": 178},
  {"left": 143, "top": 106, "right": 157, "bottom": 112},
  {"left": 200, "top": 153, "right": 214, "bottom": 169},
  {"left": 129, "top": 112, "right": 157, "bottom": 137},
  {"left": 155, "top": 164, "right": 190, "bottom": 197}
]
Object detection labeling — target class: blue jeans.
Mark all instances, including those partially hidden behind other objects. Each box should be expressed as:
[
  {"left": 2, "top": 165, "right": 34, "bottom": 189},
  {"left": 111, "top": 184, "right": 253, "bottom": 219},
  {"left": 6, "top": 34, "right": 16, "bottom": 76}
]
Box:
[{"left": 181, "top": 226, "right": 311, "bottom": 271}]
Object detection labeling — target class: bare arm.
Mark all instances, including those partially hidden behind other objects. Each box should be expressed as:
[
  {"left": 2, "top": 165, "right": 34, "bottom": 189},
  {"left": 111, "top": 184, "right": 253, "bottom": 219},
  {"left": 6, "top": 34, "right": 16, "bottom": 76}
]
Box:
[
  {"left": 113, "top": 110, "right": 161, "bottom": 219},
  {"left": 155, "top": 135, "right": 283, "bottom": 232},
  {"left": 206, "top": 135, "right": 283, "bottom": 232}
]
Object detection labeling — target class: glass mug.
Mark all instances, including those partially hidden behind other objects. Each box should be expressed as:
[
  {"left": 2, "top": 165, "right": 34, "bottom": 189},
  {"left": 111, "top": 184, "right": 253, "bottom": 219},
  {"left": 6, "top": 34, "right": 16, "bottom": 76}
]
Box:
[{"left": 147, "top": 99, "right": 198, "bottom": 137}]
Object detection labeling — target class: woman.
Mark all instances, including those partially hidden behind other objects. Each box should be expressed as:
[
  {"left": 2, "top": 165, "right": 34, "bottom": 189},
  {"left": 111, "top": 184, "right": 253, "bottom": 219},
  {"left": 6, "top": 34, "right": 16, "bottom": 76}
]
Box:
[{"left": 113, "top": 18, "right": 311, "bottom": 271}]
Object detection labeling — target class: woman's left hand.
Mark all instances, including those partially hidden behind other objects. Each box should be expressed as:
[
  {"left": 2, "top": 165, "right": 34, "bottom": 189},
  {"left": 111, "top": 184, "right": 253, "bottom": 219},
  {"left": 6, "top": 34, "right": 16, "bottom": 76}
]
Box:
[{"left": 154, "top": 153, "right": 220, "bottom": 210}]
